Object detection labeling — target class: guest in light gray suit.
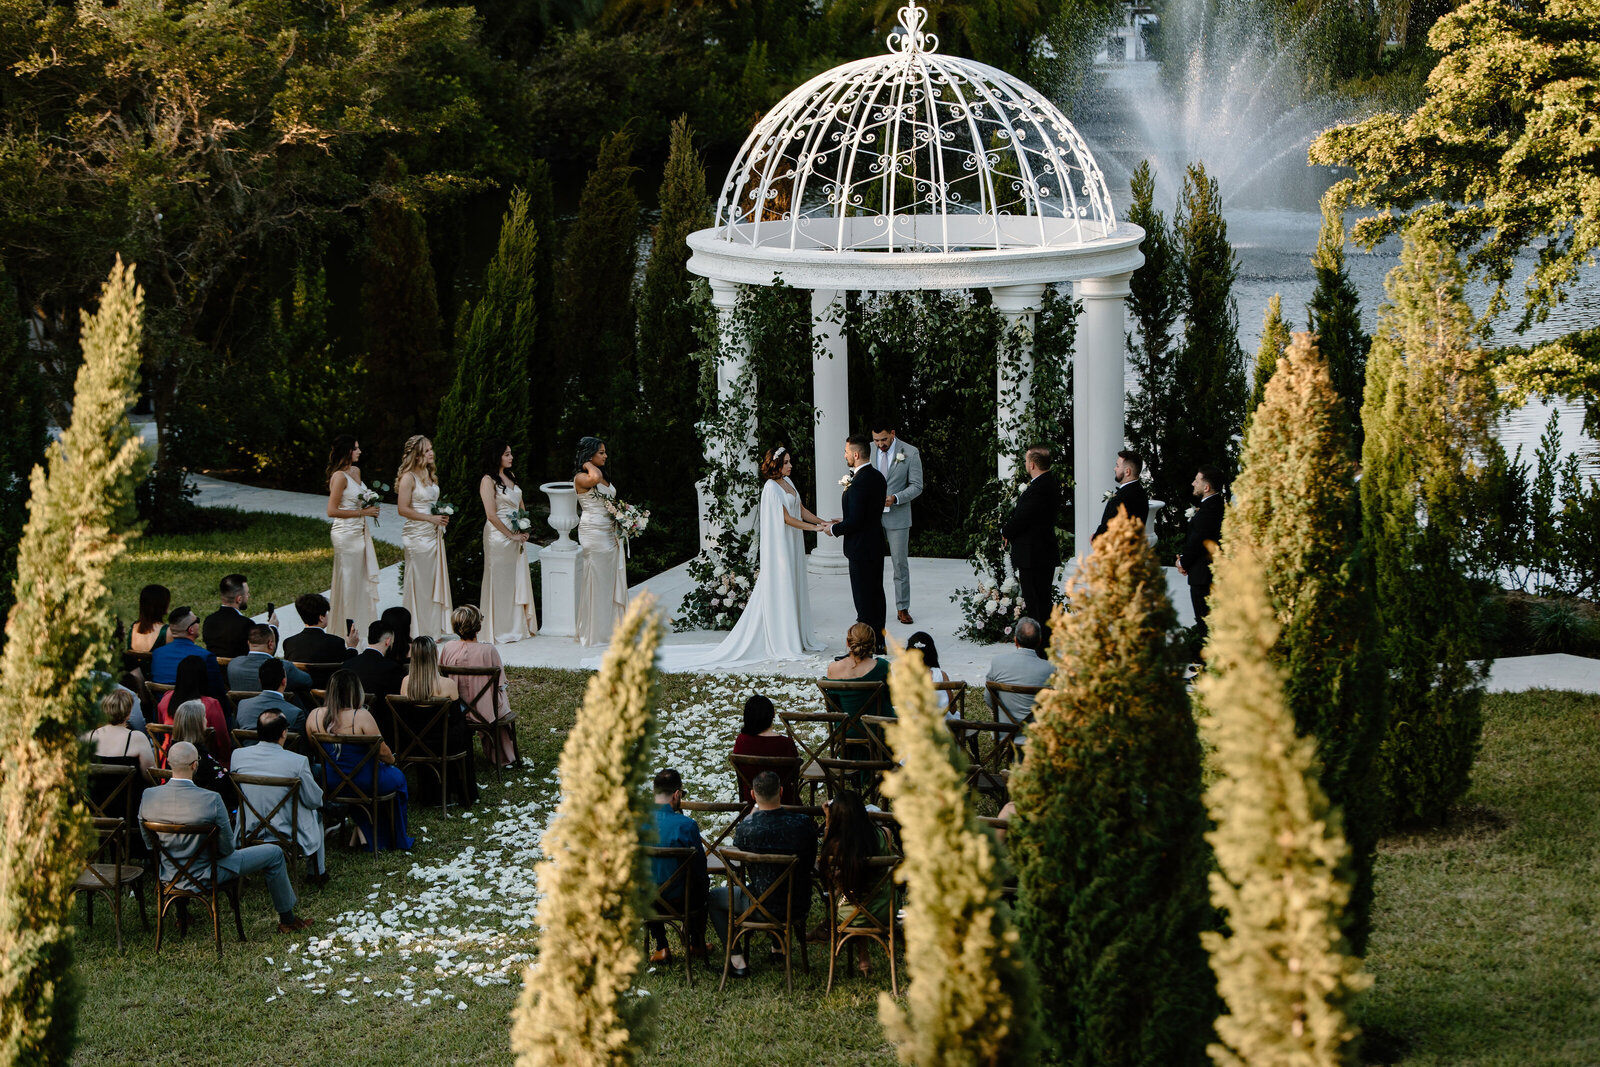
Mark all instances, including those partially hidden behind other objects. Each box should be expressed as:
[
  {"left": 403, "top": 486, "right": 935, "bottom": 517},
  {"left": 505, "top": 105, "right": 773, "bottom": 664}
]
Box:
[
  {"left": 984, "top": 617, "right": 1054, "bottom": 731},
  {"left": 235, "top": 660, "right": 306, "bottom": 735},
  {"left": 870, "top": 421, "right": 924, "bottom": 625},
  {"left": 139, "top": 741, "right": 313, "bottom": 933},
  {"left": 226, "top": 624, "right": 313, "bottom": 694},
  {"left": 232, "top": 709, "right": 327, "bottom": 882}
]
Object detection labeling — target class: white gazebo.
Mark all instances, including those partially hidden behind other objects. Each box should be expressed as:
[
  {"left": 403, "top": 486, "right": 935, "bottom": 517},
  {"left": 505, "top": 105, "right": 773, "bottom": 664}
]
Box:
[{"left": 686, "top": 1, "right": 1144, "bottom": 571}]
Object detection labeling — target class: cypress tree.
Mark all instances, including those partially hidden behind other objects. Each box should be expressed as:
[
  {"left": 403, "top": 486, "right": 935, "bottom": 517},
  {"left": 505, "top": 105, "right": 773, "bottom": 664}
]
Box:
[
  {"left": 1247, "top": 294, "right": 1291, "bottom": 417},
  {"left": 0, "top": 258, "right": 145, "bottom": 1063},
  {"left": 1362, "top": 230, "right": 1495, "bottom": 827},
  {"left": 511, "top": 594, "right": 663, "bottom": 1067},
  {"left": 1197, "top": 546, "right": 1371, "bottom": 1067},
  {"left": 1306, "top": 191, "right": 1370, "bottom": 439},
  {"left": 0, "top": 265, "right": 49, "bottom": 644},
  {"left": 880, "top": 644, "right": 1035, "bottom": 1066},
  {"left": 1010, "top": 510, "right": 1213, "bottom": 1067},
  {"left": 1171, "top": 162, "right": 1247, "bottom": 487},
  {"left": 361, "top": 157, "right": 448, "bottom": 467},
  {"left": 1225, "top": 332, "right": 1385, "bottom": 954},
  {"left": 435, "top": 190, "right": 540, "bottom": 602},
  {"left": 1125, "top": 161, "right": 1182, "bottom": 535}
]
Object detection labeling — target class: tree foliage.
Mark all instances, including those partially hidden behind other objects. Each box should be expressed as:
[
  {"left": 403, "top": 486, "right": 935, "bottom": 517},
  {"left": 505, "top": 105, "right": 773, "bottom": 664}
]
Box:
[
  {"left": 1248, "top": 294, "right": 1292, "bottom": 418},
  {"left": 510, "top": 594, "right": 663, "bottom": 1067},
  {"left": 1223, "top": 332, "right": 1386, "bottom": 953},
  {"left": 1010, "top": 510, "right": 1214, "bottom": 1067},
  {"left": 1126, "top": 160, "right": 1183, "bottom": 536},
  {"left": 1197, "top": 544, "right": 1371, "bottom": 1067},
  {"left": 880, "top": 643, "right": 1035, "bottom": 1067},
  {"left": 1306, "top": 193, "right": 1370, "bottom": 436},
  {"left": 1361, "top": 231, "right": 1495, "bottom": 827},
  {"left": 0, "top": 259, "right": 146, "bottom": 1064}
]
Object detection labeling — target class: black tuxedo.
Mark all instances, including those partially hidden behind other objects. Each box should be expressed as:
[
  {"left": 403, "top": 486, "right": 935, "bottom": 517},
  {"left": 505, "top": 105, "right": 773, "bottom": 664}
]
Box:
[
  {"left": 282, "top": 627, "right": 356, "bottom": 686},
  {"left": 202, "top": 607, "right": 252, "bottom": 658},
  {"left": 1002, "top": 471, "right": 1061, "bottom": 627},
  {"left": 1093, "top": 481, "right": 1150, "bottom": 541},
  {"left": 833, "top": 464, "right": 887, "bottom": 636},
  {"left": 348, "top": 648, "right": 406, "bottom": 708},
  {"left": 1179, "top": 493, "right": 1226, "bottom": 642}
]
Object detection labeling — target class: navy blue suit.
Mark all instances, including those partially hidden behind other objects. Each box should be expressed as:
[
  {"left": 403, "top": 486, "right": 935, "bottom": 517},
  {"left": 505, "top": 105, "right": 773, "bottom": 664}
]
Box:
[{"left": 833, "top": 464, "right": 887, "bottom": 636}]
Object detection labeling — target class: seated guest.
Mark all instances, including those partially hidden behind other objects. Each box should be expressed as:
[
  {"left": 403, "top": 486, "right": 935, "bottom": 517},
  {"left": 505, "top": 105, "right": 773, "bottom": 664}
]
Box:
[
  {"left": 306, "top": 670, "right": 414, "bottom": 851},
  {"left": 826, "top": 622, "right": 895, "bottom": 755},
  {"left": 157, "top": 657, "right": 234, "bottom": 768},
  {"left": 398, "top": 635, "right": 480, "bottom": 807},
  {"left": 84, "top": 688, "right": 156, "bottom": 784},
  {"left": 140, "top": 741, "right": 313, "bottom": 934},
  {"left": 227, "top": 624, "right": 314, "bottom": 693},
  {"left": 820, "top": 789, "right": 895, "bottom": 976},
  {"left": 904, "top": 631, "right": 953, "bottom": 711},
  {"left": 237, "top": 659, "right": 306, "bottom": 736},
  {"left": 647, "top": 768, "right": 708, "bottom": 964},
  {"left": 985, "top": 617, "right": 1054, "bottom": 729},
  {"left": 202, "top": 572, "right": 265, "bottom": 658},
  {"left": 232, "top": 709, "right": 328, "bottom": 886},
  {"left": 732, "top": 695, "right": 800, "bottom": 805},
  {"left": 349, "top": 620, "right": 406, "bottom": 707},
  {"left": 129, "top": 583, "right": 172, "bottom": 654},
  {"left": 381, "top": 606, "right": 413, "bottom": 670},
  {"left": 281, "top": 593, "right": 359, "bottom": 680},
  {"left": 439, "top": 605, "right": 519, "bottom": 769},
  {"left": 707, "top": 770, "right": 818, "bottom": 979},
  {"left": 169, "top": 700, "right": 238, "bottom": 808},
  {"left": 150, "top": 606, "right": 225, "bottom": 695}
]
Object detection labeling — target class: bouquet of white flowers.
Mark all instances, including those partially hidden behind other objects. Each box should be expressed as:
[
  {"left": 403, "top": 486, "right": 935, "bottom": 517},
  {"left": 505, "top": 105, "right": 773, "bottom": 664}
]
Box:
[
  {"left": 358, "top": 480, "right": 391, "bottom": 525},
  {"left": 430, "top": 500, "right": 457, "bottom": 517},
  {"left": 505, "top": 506, "right": 533, "bottom": 535},
  {"left": 605, "top": 497, "right": 651, "bottom": 540}
]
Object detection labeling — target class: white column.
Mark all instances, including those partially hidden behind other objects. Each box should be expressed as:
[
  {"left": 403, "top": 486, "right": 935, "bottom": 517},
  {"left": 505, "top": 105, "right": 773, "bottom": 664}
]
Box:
[
  {"left": 699, "top": 279, "right": 758, "bottom": 545},
  {"left": 1073, "top": 274, "right": 1133, "bottom": 560},
  {"left": 810, "top": 288, "right": 851, "bottom": 574},
  {"left": 991, "top": 283, "right": 1047, "bottom": 482}
]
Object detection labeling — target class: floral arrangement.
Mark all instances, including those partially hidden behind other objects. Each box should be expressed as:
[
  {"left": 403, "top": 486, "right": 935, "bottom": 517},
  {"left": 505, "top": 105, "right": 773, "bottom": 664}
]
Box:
[
  {"left": 951, "top": 568, "right": 1027, "bottom": 643},
  {"left": 430, "top": 500, "right": 457, "bottom": 517},
  {"left": 676, "top": 530, "right": 756, "bottom": 631},
  {"left": 505, "top": 506, "right": 533, "bottom": 535},
  {"left": 358, "top": 480, "right": 391, "bottom": 525},
  {"left": 604, "top": 497, "right": 651, "bottom": 540}
]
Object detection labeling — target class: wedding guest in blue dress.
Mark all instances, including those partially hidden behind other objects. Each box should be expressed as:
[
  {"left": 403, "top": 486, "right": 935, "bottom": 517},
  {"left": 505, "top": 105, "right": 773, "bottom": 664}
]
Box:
[{"left": 306, "top": 669, "right": 413, "bottom": 851}]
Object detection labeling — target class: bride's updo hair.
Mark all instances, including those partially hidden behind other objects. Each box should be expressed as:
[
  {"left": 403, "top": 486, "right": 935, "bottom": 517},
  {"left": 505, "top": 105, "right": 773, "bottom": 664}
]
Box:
[
  {"left": 574, "top": 436, "right": 606, "bottom": 477},
  {"left": 759, "top": 446, "right": 791, "bottom": 480}
]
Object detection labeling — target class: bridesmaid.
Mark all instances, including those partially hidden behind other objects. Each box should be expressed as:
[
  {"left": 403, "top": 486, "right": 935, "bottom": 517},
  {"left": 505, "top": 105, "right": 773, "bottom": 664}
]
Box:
[
  {"left": 326, "top": 434, "right": 381, "bottom": 642},
  {"left": 574, "top": 436, "right": 627, "bottom": 647},
  {"left": 478, "top": 439, "right": 537, "bottom": 643},
  {"left": 396, "top": 436, "right": 453, "bottom": 639}
]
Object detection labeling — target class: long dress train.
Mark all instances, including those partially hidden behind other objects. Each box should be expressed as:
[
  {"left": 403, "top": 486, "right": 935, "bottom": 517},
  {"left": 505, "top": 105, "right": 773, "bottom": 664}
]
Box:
[
  {"left": 576, "top": 482, "right": 628, "bottom": 647},
  {"left": 402, "top": 479, "right": 454, "bottom": 639},
  {"left": 329, "top": 475, "right": 380, "bottom": 640},
  {"left": 480, "top": 482, "right": 537, "bottom": 644}
]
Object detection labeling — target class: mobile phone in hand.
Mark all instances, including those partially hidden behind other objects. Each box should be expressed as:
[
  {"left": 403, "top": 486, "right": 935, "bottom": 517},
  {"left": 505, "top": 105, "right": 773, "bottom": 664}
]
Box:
[
  {"left": 266, "top": 601, "right": 275, "bottom": 617},
  {"left": 346, "top": 619, "right": 355, "bottom": 636}
]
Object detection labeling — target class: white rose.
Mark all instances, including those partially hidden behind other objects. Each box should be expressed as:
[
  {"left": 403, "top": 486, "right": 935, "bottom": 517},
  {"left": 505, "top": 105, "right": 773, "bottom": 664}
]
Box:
[
  {"left": 987, "top": 601, "right": 999, "bottom": 616},
  {"left": 713, "top": 564, "right": 726, "bottom": 577},
  {"left": 999, "top": 598, "right": 1011, "bottom": 609}
]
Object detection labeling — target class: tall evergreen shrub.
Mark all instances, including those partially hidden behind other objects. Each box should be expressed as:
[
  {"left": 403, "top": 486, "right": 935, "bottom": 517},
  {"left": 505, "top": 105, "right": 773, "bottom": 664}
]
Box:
[
  {"left": 1010, "top": 510, "right": 1213, "bottom": 1067},
  {"left": 1125, "top": 161, "right": 1182, "bottom": 535},
  {"left": 1197, "top": 546, "right": 1371, "bottom": 1067},
  {"left": 880, "top": 644, "right": 1035, "bottom": 1066},
  {"left": 0, "top": 258, "right": 145, "bottom": 1063},
  {"left": 1247, "top": 294, "right": 1290, "bottom": 417},
  {"left": 510, "top": 594, "right": 663, "bottom": 1066},
  {"left": 1224, "top": 332, "right": 1385, "bottom": 953},
  {"left": 0, "top": 265, "right": 49, "bottom": 644},
  {"left": 435, "top": 189, "right": 540, "bottom": 603},
  {"left": 1362, "top": 231, "right": 1495, "bottom": 827},
  {"left": 1306, "top": 191, "right": 1369, "bottom": 438}
]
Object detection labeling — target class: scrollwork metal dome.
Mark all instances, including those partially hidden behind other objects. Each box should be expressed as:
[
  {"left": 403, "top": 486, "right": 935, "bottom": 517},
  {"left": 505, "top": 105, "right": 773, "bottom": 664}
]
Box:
[{"left": 713, "top": 1, "right": 1116, "bottom": 255}]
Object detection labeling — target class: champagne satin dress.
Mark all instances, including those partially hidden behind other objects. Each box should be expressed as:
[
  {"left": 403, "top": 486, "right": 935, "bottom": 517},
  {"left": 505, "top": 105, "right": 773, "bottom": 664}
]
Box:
[
  {"left": 402, "top": 478, "right": 454, "bottom": 639},
  {"left": 576, "top": 482, "right": 628, "bottom": 647},
  {"left": 329, "top": 474, "right": 380, "bottom": 640},
  {"left": 480, "top": 481, "right": 537, "bottom": 644}
]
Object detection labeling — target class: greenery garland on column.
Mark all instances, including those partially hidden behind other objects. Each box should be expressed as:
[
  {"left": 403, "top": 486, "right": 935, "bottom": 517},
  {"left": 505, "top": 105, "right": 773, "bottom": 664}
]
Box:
[
  {"left": 879, "top": 642, "right": 1036, "bottom": 1066},
  {"left": 1010, "top": 510, "right": 1214, "bottom": 1067},
  {"left": 511, "top": 593, "right": 664, "bottom": 1067},
  {"left": 0, "top": 257, "right": 146, "bottom": 1064},
  {"left": 1197, "top": 543, "right": 1371, "bottom": 1067}
]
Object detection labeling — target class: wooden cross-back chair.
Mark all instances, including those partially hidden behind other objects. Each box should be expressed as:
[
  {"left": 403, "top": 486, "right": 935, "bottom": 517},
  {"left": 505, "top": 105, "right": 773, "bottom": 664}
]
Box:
[
  {"left": 984, "top": 680, "right": 1048, "bottom": 730},
  {"left": 727, "top": 752, "right": 803, "bottom": 807},
  {"left": 141, "top": 820, "right": 245, "bottom": 957},
  {"left": 679, "top": 801, "right": 749, "bottom": 878},
  {"left": 640, "top": 845, "right": 704, "bottom": 987},
  {"left": 75, "top": 816, "right": 148, "bottom": 954},
  {"left": 309, "top": 731, "right": 398, "bottom": 856},
  {"left": 385, "top": 695, "right": 469, "bottom": 813},
  {"left": 231, "top": 773, "right": 304, "bottom": 883},
  {"left": 439, "top": 663, "right": 519, "bottom": 782},
  {"left": 230, "top": 728, "right": 305, "bottom": 753},
  {"left": 933, "top": 679, "right": 970, "bottom": 720},
  {"left": 145, "top": 723, "right": 218, "bottom": 768},
  {"left": 824, "top": 854, "right": 901, "bottom": 995},
  {"left": 715, "top": 847, "right": 809, "bottom": 993},
  {"left": 293, "top": 662, "right": 346, "bottom": 688},
  {"left": 778, "top": 710, "right": 850, "bottom": 803},
  {"left": 945, "top": 717, "right": 1024, "bottom": 804}
]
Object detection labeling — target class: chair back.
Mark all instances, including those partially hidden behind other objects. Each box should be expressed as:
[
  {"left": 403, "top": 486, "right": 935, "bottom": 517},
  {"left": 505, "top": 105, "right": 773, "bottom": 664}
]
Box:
[
  {"left": 384, "top": 696, "right": 455, "bottom": 765},
  {"left": 933, "top": 679, "right": 969, "bottom": 719},
  {"left": 227, "top": 690, "right": 262, "bottom": 707},
  {"left": 945, "top": 717, "right": 1024, "bottom": 802},
  {"left": 213, "top": 656, "right": 233, "bottom": 668},
  {"left": 140, "top": 819, "right": 224, "bottom": 895},
  {"left": 984, "top": 680, "right": 1047, "bottom": 728},
  {"left": 816, "top": 757, "right": 895, "bottom": 805},
  {"left": 309, "top": 731, "right": 392, "bottom": 805},
  {"left": 816, "top": 678, "right": 892, "bottom": 725},
  {"left": 84, "top": 763, "right": 139, "bottom": 824},
  {"left": 231, "top": 773, "right": 302, "bottom": 854},
  {"left": 231, "top": 728, "right": 303, "bottom": 751},
  {"left": 717, "top": 848, "right": 800, "bottom": 933},
  {"left": 294, "top": 661, "right": 345, "bottom": 687},
  {"left": 728, "top": 753, "right": 802, "bottom": 805},
  {"left": 778, "top": 710, "right": 851, "bottom": 766},
  {"left": 146, "top": 723, "right": 217, "bottom": 767},
  {"left": 439, "top": 663, "right": 502, "bottom": 723},
  {"left": 146, "top": 682, "right": 176, "bottom": 697},
  {"left": 78, "top": 817, "right": 130, "bottom": 892},
  {"left": 640, "top": 845, "right": 699, "bottom": 924},
  {"left": 679, "top": 801, "right": 749, "bottom": 860},
  {"left": 827, "top": 853, "right": 899, "bottom": 939}
]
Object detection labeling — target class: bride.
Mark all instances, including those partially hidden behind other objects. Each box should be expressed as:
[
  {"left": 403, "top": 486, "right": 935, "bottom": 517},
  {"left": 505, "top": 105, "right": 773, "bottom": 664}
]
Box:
[{"left": 655, "top": 446, "right": 828, "bottom": 670}]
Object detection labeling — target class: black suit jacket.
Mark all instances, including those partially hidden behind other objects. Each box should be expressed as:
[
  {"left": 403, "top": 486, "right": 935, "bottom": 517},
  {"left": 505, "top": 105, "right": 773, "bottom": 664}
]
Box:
[
  {"left": 1002, "top": 471, "right": 1061, "bottom": 571},
  {"left": 1179, "top": 494, "right": 1225, "bottom": 585},
  {"left": 834, "top": 465, "right": 887, "bottom": 563},
  {"left": 1093, "top": 481, "right": 1150, "bottom": 541},
  {"left": 202, "top": 607, "right": 252, "bottom": 658},
  {"left": 281, "top": 628, "right": 356, "bottom": 668},
  {"left": 348, "top": 648, "right": 406, "bottom": 707}
]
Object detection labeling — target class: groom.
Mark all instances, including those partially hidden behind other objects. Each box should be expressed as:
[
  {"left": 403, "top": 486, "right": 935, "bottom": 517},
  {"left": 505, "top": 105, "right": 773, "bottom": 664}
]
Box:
[{"left": 827, "top": 434, "right": 888, "bottom": 648}]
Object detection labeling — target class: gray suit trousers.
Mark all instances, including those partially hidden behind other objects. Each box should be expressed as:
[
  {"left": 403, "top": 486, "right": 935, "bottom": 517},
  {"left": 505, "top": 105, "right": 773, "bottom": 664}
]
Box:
[{"left": 885, "top": 527, "right": 911, "bottom": 611}]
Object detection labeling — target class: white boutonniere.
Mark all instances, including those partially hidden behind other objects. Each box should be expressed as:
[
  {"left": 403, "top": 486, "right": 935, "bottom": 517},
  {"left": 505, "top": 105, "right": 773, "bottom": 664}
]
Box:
[
  {"left": 1101, "top": 488, "right": 1116, "bottom": 502},
  {"left": 1185, "top": 506, "right": 1197, "bottom": 521},
  {"left": 894, "top": 450, "right": 906, "bottom": 463},
  {"left": 839, "top": 472, "right": 854, "bottom": 489}
]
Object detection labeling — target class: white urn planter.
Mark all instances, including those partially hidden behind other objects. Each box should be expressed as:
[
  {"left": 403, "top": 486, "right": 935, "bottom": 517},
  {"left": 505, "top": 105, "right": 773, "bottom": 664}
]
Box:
[{"left": 538, "top": 481, "right": 581, "bottom": 638}]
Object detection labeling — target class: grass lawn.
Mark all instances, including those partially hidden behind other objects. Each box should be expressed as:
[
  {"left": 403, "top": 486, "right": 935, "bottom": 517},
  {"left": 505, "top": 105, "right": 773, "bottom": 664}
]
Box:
[
  {"left": 69, "top": 667, "right": 1600, "bottom": 1065},
  {"left": 106, "top": 509, "right": 402, "bottom": 628}
]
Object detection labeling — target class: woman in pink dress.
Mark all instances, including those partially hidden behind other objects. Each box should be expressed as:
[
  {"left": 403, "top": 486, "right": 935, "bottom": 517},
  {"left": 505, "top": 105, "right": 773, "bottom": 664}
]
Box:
[{"left": 438, "top": 604, "right": 519, "bottom": 768}]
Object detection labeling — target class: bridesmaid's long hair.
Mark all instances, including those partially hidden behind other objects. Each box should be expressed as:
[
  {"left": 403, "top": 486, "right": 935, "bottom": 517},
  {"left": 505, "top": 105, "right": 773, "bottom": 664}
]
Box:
[
  {"left": 573, "top": 436, "right": 606, "bottom": 478},
  {"left": 480, "top": 438, "right": 514, "bottom": 490},
  {"left": 326, "top": 434, "right": 359, "bottom": 481},
  {"left": 396, "top": 435, "right": 437, "bottom": 487}
]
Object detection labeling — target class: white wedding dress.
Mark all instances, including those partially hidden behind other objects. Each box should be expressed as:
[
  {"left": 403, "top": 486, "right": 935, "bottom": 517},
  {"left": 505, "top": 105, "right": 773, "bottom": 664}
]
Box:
[{"left": 652, "top": 477, "right": 823, "bottom": 671}]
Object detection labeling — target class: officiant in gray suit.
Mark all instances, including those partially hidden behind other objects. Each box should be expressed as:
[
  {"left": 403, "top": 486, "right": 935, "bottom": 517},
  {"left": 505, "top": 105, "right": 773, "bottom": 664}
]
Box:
[{"left": 871, "top": 420, "right": 924, "bottom": 625}]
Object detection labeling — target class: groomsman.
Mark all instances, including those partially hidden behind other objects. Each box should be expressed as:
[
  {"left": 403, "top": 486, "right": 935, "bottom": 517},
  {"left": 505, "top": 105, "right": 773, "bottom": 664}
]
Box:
[
  {"left": 1002, "top": 445, "right": 1061, "bottom": 630},
  {"left": 871, "top": 421, "right": 924, "bottom": 625},
  {"left": 1092, "top": 450, "right": 1150, "bottom": 542},
  {"left": 1177, "top": 465, "right": 1226, "bottom": 650}
]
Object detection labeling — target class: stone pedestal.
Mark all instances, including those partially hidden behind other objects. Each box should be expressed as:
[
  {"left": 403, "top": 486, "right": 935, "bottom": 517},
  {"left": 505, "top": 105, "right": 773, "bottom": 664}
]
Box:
[{"left": 538, "top": 545, "right": 580, "bottom": 638}]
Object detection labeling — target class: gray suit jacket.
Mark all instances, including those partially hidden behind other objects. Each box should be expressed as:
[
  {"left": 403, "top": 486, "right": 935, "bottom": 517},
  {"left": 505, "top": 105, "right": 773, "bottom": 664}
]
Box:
[
  {"left": 139, "top": 779, "right": 240, "bottom": 889},
  {"left": 236, "top": 690, "right": 306, "bottom": 735},
  {"left": 227, "top": 651, "right": 312, "bottom": 693},
  {"left": 985, "top": 647, "right": 1054, "bottom": 726},
  {"left": 873, "top": 439, "right": 924, "bottom": 531},
  {"left": 230, "top": 742, "right": 324, "bottom": 858}
]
